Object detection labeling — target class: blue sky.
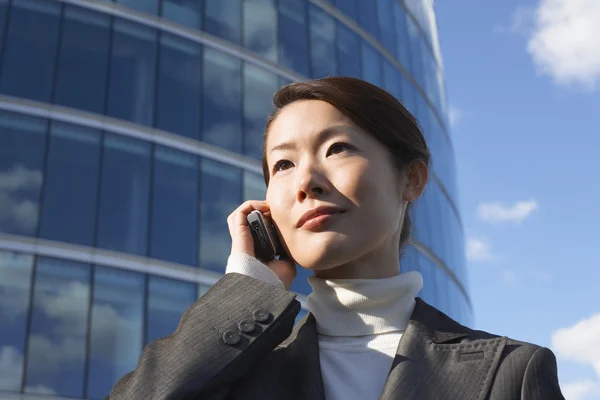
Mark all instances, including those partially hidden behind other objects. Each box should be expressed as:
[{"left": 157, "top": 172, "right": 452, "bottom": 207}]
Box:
[{"left": 436, "top": 0, "right": 600, "bottom": 398}]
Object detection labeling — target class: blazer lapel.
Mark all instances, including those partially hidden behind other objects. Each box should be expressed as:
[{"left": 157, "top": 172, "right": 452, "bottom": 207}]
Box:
[
  {"left": 277, "top": 313, "right": 327, "bottom": 400},
  {"left": 379, "top": 298, "right": 507, "bottom": 400}
]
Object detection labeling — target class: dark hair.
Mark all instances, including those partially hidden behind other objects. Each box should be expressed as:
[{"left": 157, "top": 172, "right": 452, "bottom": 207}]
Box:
[{"left": 261, "top": 76, "right": 430, "bottom": 250}]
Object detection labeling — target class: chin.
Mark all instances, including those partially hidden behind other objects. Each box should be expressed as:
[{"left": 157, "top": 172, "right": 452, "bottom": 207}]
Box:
[{"left": 290, "top": 232, "right": 356, "bottom": 271}]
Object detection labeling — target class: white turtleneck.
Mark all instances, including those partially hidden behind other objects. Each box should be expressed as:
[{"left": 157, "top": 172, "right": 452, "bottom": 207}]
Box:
[{"left": 226, "top": 253, "right": 424, "bottom": 400}]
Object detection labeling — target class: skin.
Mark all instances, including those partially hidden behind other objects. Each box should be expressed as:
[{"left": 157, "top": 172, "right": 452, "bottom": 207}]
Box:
[{"left": 228, "top": 100, "right": 427, "bottom": 289}]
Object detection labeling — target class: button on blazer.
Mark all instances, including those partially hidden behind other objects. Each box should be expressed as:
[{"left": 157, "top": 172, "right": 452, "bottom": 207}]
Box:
[{"left": 105, "top": 273, "right": 565, "bottom": 400}]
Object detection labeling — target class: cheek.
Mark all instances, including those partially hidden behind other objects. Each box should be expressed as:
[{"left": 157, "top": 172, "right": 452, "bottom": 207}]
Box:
[
  {"left": 346, "top": 163, "right": 399, "bottom": 222},
  {"left": 266, "top": 184, "right": 292, "bottom": 225}
]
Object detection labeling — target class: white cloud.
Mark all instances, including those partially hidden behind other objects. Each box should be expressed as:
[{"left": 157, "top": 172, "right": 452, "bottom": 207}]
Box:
[
  {"left": 552, "top": 313, "right": 600, "bottom": 376},
  {"left": 552, "top": 313, "right": 600, "bottom": 399},
  {"left": 527, "top": 0, "right": 600, "bottom": 90},
  {"left": 562, "top": 380, "right": 600, "bottom": 400},
  {"left": 477, "top": 200, "right": 538, "bottom": 224},
  {"left": 466, "top": 237, "right": 493, "bottom": 262},
  {"left": 448, "top": 107, "right": 462, "bottom": 127}
]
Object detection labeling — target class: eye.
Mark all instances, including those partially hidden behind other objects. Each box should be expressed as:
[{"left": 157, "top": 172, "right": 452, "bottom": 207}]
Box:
[
  {"left": 273, "top": 159, "right": 293, "bottom": 173},
  {"left": 327, "top": 142, "right": 353, "bottom": 156}
]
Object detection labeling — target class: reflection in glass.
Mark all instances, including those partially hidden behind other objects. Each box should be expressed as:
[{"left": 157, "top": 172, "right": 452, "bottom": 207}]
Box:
[
  {"left": 96, "top": 134, "right": 151, "bottom": 256},
  {"left": 356, "top": 0, "right": 378, "bottom": 39},
  {"left": 243, "top": 0, "right": 277, "bottom": 61},
  {"left": 361, "top": 42, "right": 382, "bottom": 87},
  {"left": 107, "top": 20, "right": 158, "bottom": 126},
  {"left": 156, "top": 33, "right": 202, "bottom": 140},
  {"left": 406, "top": 17, "right": 424, "bottom": 90},
  {"left": 337, "top": 23, "right": 361, "bottom": 78},
  {"left": 39, "top": 123, "right": 101, "bottom": 246},
  {"left": 199, "top": 160, "right": 241, "bottom": 272},
  {"left": 278, "top": 0, "right": 309, "bottom": 76},
  {"left": 116, "top": 0, "right": 159, "bottom": 15},
  {"left": 25, "top": 258, "right": 90, "bottom": 398},
  {"left": 243, "top": 64, "right": 278, "bottom": 160},
  {"left": 202, "top": 48, "right": 243, "bottom": 153},
  {"left": 87, "top": 267, "right": 145, "bottom": 400},
  {"left": 205, "top": 0, "right": 242, "bottom": 45},
  {"left": 146, "top": 276, "right": 196, "bottom": 344},
  {"left": 150, "top": 146, "right": 199, "bottom": 266},
  {"left": 375, "top": 0, "right": 395, "bottom": 54},
  {"left": 54, "top": 6, "right": 110, "bottom": 114},
  {"left": 0, "top": 111, "right": 47, "bottom": 236},
  {"left": 309, "top": 5, "right": 336, "bottom": 78},
  {"left": 0, "top": 251, "right": 33, "bottom": 392},
  {"left": 0, "top": 0, "right": 61, "bottom": 102},
  {"left": 243, "top": 171, "right": 266, "bottom": 201},
  {"left": 334, "top": 0, "right": 357, "bottom": 20},
  {"left": 162, "top": 0, "right": 203, "bottom": 29},
  {"left": 0, "top": 1, "right": 7, "bottom": 53},
  {"left": 382, "top": 60, "right": 401, "bottom": 100},
  {"left": 393, "top": 2, "right": 411, "bottom": 75}
]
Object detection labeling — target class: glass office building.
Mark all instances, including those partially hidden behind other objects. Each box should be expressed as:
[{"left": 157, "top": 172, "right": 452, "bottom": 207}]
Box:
[{"left": 0, "top": 0, "right": 469, "bottom": 398}]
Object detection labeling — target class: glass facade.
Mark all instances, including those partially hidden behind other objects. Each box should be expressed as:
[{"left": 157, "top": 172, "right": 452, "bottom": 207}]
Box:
[{"left": 0, "top": 0, "right": 469, "bottom": 398}]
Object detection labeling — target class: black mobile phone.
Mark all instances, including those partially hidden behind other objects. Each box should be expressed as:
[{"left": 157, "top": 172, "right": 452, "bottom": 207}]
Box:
[{"left": 247, "top": 210, "right": 281, "bottom": 262}]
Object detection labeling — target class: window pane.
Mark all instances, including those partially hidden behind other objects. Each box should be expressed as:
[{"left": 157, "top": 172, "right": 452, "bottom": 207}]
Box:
[
  {"left": 205, "top": 0, "right": 241, "bottom": 45},
  {"left": 393, "top": 2, "right": 411, "bottom": 74},
  {"left": 0, "top": 112, "right": 47, "bottom": 236},
  {"left": 334, "top": 0, "right": 356, "bottom": 20},
  {"left": 243, "top": 171, "right": 266, "bottom": 201},
  {"left": 309, "top": 5, "right": 336, "bottom": 78},
  {"left": 0, "top": 0, "right": 9, "bottom": 56},
  {"left": 97, "top": 134, "right": 151, "bottom": 256},
  {"left": 202, "top": 49, "right": 242, "bottom": 153},
  {"left": 361, "top": 42, "right": 382, "bottom": 87},
  {"left": 116, "top": 0, "right": 159, "bottom": 15},
  {"left": 146, "top": 276, "right": 196, "bottom": 344},
  {"left": 0, "top": 0, "right": 60, "bottom": 102},
  {"left": 243, "top": 64, "right": 277, "bottom": 159},
  {"left": 401, "top": 75, "right": 417, "bottom": 115},
  {"left": 243, "top": 0, "right": 277, "bottom": 61},
  {"left": 25, "top": 258, "right": 90, "bottom": 398},
  {"left": 199, "top": 160, "right": 241, "bottom": 272},
  {"left": 337, "top": 23, "right": 361, "bottom": 78},
  {"left": 407, "top": 17, "right": 424, "bottom": 90},
  {"left": 382, "top": 60, "right": 401, "bottom": 100},
  {"left": 156, "top": 33, "right": 202, "bottom": 139},
  {"left": 107, "top": 20, "right": 158, "bottom": 126},
  {"left": 278, "top": 0, "right": 309, "bottom": 76},
  {"left": 39, "top": 122, "right": 101, "bottom": 246},
  {"left": 150, "top": 146, "right": 199, "bottom": 265},
  {"left": 375, "top": 0, "right": 394, "bottom": 54},
  {"left": 86, "top": 267, "right": 144, "bottom": 400},
  {"left": 0, "top": 251, "right": 33, "bottom": 392},
  {"left": 356, "top": 0, "right": 378, "bottom": 39},
  {"left": 162, "top": 0, "right": 203, "bottom": 30},
  {"left": 54, "top": 6, "right": 110, "bottom": 114}
]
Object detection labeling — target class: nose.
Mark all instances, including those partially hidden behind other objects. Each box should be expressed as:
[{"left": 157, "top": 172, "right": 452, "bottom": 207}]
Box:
[{"left": 295, "top": 161, "right": 328, "bottom": 202}]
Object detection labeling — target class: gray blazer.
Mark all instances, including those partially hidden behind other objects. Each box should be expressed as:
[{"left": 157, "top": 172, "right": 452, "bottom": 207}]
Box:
[{"left": 105, "top": 273, "right": 565, "bottom": 400}]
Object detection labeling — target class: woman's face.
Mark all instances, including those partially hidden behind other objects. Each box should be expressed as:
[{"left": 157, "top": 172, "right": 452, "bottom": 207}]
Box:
[{"left": 265, "top": 100, "right": 421, "bottom": 273}]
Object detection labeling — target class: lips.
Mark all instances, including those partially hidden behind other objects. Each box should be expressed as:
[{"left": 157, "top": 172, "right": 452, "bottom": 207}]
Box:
[{"left": 296, "top": 206, "right": 345, "bottom": 228}]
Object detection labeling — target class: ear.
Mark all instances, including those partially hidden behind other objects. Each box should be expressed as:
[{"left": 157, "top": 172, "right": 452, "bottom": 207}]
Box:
[{"left": 401, "top": 160, "right": 428, "bottom": 202}]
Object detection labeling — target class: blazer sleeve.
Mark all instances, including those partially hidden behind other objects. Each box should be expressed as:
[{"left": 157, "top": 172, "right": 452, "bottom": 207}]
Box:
[
  {"left": 521, "top": 347, "right": 565, "bottom": 400},
  {"left": 104, "top": 273, "right": 301, "bottom": 400}
]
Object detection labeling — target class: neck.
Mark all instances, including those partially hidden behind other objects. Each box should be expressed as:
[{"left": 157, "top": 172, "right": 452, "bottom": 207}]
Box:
[{"left": 313, "top": 237, "right": 401, "bottom": 280}]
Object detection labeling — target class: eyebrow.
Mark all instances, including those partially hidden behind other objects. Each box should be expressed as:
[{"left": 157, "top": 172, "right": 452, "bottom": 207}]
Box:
[{"left": 269, "top": 124, "right": 355, "bottom": 154}]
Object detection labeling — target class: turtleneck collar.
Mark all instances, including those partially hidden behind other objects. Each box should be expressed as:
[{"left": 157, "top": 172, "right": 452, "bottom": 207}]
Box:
[{"left": 306, "top": 271, "right": 423, "bottom": 337}]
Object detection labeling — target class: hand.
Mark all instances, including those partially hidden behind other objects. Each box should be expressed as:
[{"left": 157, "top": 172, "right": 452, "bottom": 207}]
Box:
[{"left": 227, "top": 200, "right": 297, "bottom": 290}]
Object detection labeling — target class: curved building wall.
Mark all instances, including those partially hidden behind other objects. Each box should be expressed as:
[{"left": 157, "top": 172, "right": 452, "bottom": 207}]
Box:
[{"left": 0, "top": 0, "right": 470, "bottom": 398}]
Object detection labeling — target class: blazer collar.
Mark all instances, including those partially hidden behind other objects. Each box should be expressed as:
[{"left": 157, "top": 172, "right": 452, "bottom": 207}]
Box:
[
  {"left": 378, "top": 297, "right": 507, "bottom": 400},
  {"left": 281, "top": 298, "right": 507, "bottom": 400}
]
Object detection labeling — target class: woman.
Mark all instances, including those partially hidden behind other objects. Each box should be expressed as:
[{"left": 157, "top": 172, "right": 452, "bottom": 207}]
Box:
[{"left": 105, "top": 77, "right": 564, "bottom": 400}]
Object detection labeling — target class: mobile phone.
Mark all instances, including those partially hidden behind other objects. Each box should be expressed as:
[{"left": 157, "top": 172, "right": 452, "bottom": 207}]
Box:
[{"left": 247, "top": 210, "right": 281, "bottom": 262}]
